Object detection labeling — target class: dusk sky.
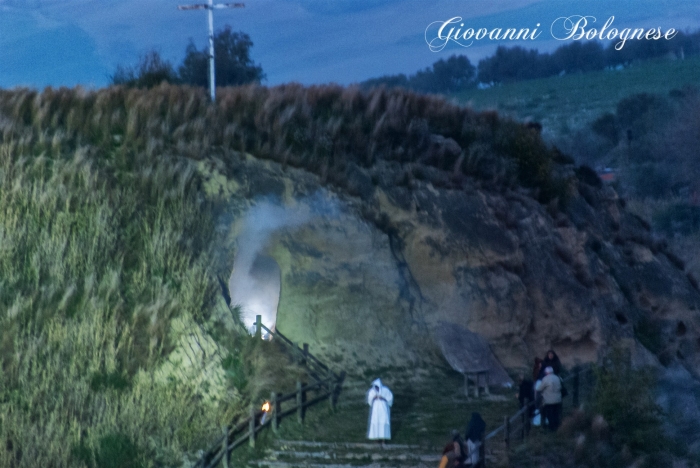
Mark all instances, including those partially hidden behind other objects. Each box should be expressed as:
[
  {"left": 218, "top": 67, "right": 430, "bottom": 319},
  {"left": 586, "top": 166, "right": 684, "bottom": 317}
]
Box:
[{"left": 1, "top": 0, "right": 699, "bottom": 89}]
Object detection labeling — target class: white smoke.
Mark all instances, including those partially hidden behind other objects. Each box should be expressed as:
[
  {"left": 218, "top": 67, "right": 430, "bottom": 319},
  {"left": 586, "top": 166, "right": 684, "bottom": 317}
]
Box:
[{"left": 228, "top": 192, "right": 340, "bottom": 334}]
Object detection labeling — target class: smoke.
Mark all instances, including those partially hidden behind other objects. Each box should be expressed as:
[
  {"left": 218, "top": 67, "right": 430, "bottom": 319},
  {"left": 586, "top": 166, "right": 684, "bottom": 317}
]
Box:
[{"left": 228, "top": 192, "right": 341, "bottom": 333}]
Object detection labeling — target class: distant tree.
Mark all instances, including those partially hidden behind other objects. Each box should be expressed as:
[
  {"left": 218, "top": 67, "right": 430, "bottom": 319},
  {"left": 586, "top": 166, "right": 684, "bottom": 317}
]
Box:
[
  {"left": 110, "top": 50, "right": 179, "bottom": 88},
  {"left": 179, "top": 26, "right": 265, "bottom": 87},
  {"left": 552, "top": 41, "right": 605, "bottom": 74},
  {"left": 477, "top": 46, "right": 550, "bottom": 83},
  {"left": 590, "top": 112, "right": 619, "bottom": 145},
  {"left": 360, "top": 73, "right": 410, "bottom": 90},
  {"left": 361, "top": 55, "right": 475, "bottom": 94},
  {"left": 411, "top": 55, "right": 476, "bottom": 93}
]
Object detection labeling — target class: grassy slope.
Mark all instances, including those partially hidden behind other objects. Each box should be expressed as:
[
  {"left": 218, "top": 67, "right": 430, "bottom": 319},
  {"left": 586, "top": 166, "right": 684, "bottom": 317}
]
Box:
[
  {"left": 453, "top": 57, "right": 700, "bottom": 136},
  {"left": 0, "top": 90, "right": 231, "bottom": 467}
]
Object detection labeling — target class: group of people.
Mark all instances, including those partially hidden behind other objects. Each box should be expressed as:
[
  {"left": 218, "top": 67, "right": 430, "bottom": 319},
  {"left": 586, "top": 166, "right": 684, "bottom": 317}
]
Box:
[
  {"left": 365, "top": 349, "right": 565, "bottom": 466},
  {"left": 438, "top": 413, "right": 486, "bottom": 468},
  {"left": 366, "top": 379, "right": 486, "bottom": 467},
  {"left": 516, "top": 349, "right": 565, "bottom": 432}
]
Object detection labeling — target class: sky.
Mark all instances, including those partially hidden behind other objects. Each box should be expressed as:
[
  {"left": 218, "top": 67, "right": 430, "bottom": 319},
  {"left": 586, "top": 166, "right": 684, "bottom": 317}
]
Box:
[{"left": 0, "top": 0, "right": 699, "bottom": 89}]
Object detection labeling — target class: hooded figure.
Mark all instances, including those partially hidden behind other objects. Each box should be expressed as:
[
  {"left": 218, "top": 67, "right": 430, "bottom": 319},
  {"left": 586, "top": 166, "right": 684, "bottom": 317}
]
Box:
[
  {"left": 367, "top": 378, "right": 393, "bottom": 441},
  {"left": 464, "top": 412, "right": 486, "bottom": 466},
  {"left": 542, "top": 349, "right": 562, "bottom": 376}
]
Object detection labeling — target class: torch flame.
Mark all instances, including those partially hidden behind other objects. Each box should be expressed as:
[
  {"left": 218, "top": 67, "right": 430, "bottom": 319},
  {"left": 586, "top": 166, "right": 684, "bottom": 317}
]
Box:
[{"left": 262, "top": 401, "right": 271, "bottom": 412}]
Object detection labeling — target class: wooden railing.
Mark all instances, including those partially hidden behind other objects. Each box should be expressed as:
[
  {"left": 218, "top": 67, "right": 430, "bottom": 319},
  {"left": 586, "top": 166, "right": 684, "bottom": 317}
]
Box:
[
  {"left": 256, "top": 318, "right": 339, "bottom": 382},
  {"left": 480, "top": 365, "right": 595, "bottom": 466},
  {"left": 193, "top": 316, "right": 345, "bottom": 468}
]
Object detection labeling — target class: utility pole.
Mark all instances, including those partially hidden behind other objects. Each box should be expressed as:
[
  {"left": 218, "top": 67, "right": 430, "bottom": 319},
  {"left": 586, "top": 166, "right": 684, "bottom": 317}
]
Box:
[{"left": 178, "top": 0, "right": 245, "bottom": 101}]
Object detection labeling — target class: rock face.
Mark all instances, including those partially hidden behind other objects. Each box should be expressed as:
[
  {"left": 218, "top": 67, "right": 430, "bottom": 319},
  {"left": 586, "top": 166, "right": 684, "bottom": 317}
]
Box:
[{"left": 198, "top": 152, "right": 700, "bottom": 380}]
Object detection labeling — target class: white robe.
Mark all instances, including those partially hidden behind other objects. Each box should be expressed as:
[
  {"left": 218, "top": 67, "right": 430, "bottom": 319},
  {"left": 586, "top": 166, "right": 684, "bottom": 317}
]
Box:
[{"left": 367, "top": 379, "right": 393, "bottom": 440}]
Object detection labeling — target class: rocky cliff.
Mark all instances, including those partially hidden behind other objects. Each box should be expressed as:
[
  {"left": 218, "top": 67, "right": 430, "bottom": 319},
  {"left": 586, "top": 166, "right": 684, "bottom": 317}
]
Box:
[{"left": 198, "top": 151, "right": 700, "bottom": 380}]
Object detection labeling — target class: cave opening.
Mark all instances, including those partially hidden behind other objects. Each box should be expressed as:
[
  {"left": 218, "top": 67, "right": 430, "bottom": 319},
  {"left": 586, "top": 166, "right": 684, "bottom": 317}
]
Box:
[{"left": 228, "top": 253, "right": 282, "bottom": 337}]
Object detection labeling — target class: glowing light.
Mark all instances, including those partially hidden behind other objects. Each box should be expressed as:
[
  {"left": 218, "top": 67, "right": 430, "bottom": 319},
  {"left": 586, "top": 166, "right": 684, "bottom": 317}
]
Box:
[{"left": 262, "top": 401, "right": 271, "bottom": 412}]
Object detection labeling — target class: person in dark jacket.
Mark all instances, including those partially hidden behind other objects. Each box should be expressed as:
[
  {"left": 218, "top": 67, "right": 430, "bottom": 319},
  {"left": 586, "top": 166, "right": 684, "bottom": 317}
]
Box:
[
  {"left": 516, "top": 373, "right": 535, "bottom": 417},
  {"left": 533, "top": 357, "right": 543, "bottom": 381},
  {"left": 541, "top": 349, "right": 562, "bottom": 376},
  {"left": 464, "top": 412, "right": 485, "bottom": 466}
]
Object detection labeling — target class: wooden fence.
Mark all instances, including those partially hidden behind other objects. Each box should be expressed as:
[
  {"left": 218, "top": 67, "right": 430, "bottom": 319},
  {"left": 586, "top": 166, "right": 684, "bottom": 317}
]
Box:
[
  {"left": 480, "top": 366, "right": 595, "bottom": 467},
  {"left": 193, "top": 316, "right": 345, "bottom": 468},
  {"left": 257, "top": 319, "right": 340, "bottom": 382}
]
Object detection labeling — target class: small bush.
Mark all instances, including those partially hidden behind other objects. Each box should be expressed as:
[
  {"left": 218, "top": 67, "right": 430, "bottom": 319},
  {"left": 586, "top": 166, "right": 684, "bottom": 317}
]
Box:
[
  {"left": 653, "top": 203, "right": 700, "bottom": 235},
  {"left": 96, "top": 433, "right": 143, "bottom": 468},
  {"left": 575, "top": 165, "right": 603, "bottom": 188},
  {"left": 591, "top": 112, "right": 619, "bottom": 145},
  {"left": 592, "top": 347, "right": 663, "bottom": 455},
  {"left": 111, "top": 51, "right": 179, "bottom": 88},
  {"left": 90, "top": 371, "right": 131, "bottom": 393}
]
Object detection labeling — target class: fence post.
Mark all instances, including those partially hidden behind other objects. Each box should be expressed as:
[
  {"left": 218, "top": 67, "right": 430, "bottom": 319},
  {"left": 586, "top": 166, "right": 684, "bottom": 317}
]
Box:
[
  {"left": 302, "top": 343, "right": 309, "bottom": 366},
  {"left": 484, "top": 371, "right": 490, "bottom": 395},
  {"left": 524, "top": 398, "right": 531, "bottom": 438},
  {"left": 249, "top": 404, "right": 255, "bottom": 448},
  {"left": 573, "top": 367, "right": 580, "bottom": 408},
  {"left": 329, "top": 379, "right": 336, "bottom": 412},
  {"left": 255, "top": 315, "right": 262, "bottom": 339},
  {"left": 464, "top": 373, "right": 470, "bottom": 399},
  {"left": 296, "top": 380, "right": 303, "bottom": 423},
  {"left": 480, "top": 438, "right": 486, "bottom": 468},
  {"left": 221, "top": 426, "right": 229, "bottom": 468},
  {"left": 504, "top": 416, "right": 510, "bottom": 449},
  {"left": 271, "top": 391, "right": 279, "bottom": 434}
]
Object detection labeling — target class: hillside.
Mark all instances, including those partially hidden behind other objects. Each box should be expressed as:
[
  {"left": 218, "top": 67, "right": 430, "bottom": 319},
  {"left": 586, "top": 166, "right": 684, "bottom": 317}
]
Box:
[
  {"left": 0, "top": 84, "right": 699, "bottom": 466},
  {"left": 453, "top": 57, "right": 700, "bottom": 138}
]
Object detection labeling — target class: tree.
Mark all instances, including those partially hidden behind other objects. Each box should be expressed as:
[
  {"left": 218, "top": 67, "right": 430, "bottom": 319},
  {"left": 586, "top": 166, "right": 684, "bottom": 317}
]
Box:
[
  {"left": 360, "top": 73, "right": 410, "bottom": 90},
  {"left": 411, "top": 55, "right": 476, "bottom": 93},
  {"left": 592, "top": 347, "right": 663, "bottom": 455},
  {"left": 110, "top": 50, "right": 179, "bottom": 88},
  {"left": 477, "top": 46, "right": 551, "bottom": 83},
  {"left": 179, "top": 26, "right": 265, "bottom": 87},
  {"left": 552, "top": 41, "right": 605, "bottom": 74}
]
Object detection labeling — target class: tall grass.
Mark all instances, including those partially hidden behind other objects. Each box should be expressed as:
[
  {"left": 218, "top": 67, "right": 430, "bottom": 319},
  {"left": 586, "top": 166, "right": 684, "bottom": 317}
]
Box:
[
  {"left": 0, "top": 84, "right": 564, "bottom": 201},
  {"left": 0, "top": 109, "right": 234, "bottom": 465}
]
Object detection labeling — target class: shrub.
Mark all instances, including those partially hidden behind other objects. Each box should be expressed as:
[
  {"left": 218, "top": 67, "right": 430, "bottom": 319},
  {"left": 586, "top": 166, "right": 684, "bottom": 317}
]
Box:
[
  {"left": 591, "top": 112, "right": 619, "bottom": 146},
  {"left": 96, "top": 433, "right": 143, "bottom": 468},
  {"left": 653, "top": 203, "right": 700, "bottom": 235},
  {"left": 111, "top": 50, "right": 179, "bottom": 88},
  {"left": 592, "top": 347, "right": 663, "bottom": 455}
]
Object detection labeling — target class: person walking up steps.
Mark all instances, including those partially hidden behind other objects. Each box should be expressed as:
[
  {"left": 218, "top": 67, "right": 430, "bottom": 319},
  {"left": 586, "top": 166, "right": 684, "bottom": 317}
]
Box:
[
  {"left": 367, "top": 378, "right": 393, "bottom": 447},
  {"left": 536, "top": 367, "right": 563, "bottom": 432}
]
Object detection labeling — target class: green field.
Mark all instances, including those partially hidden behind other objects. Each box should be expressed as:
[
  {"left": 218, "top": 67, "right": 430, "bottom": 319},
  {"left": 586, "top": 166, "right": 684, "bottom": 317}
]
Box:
[{"left": 453, "top": 57, "right": 700, "bottom": 137}]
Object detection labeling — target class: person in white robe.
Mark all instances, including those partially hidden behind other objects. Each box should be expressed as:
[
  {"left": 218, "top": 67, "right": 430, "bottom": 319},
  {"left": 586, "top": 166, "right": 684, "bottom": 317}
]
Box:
[{"left": 367, "top": 378, "right": 393, "bottom": 444}]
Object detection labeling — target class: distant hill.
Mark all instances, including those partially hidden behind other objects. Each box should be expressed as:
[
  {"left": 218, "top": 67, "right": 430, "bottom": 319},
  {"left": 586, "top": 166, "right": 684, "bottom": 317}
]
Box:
[{"left": 452, "top": 57, "right": 700, "bottom": 138}]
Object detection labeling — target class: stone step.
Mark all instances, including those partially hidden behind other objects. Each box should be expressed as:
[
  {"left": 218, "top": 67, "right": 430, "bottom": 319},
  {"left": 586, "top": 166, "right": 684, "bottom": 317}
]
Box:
[
  {"left": 250, "top": 461, "right": 435, "bottom": 468},
  {"left": 264, "top": 450, "right": 441, "bottom": 463},
  {"left": 252, "top": 439, "right": 443, "bottom": 468},
  {"left": 273, "top": 440, "right": 435, "bottom": 451}
]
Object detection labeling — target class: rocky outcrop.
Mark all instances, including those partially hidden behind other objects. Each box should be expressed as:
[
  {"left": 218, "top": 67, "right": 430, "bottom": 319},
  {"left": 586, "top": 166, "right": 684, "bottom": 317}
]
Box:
[{"left": 198, "top": 151, "right": 700, "bottom": 380}]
